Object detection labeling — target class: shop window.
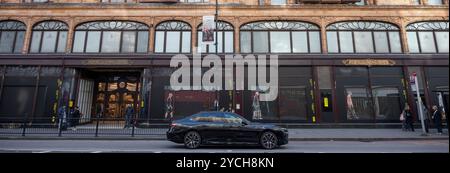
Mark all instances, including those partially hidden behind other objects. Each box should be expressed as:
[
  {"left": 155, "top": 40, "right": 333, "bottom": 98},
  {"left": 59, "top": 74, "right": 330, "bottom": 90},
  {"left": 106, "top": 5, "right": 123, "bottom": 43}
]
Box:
[
  {"left": 240, "top": 21, "right": 321, "bottom": 54},
  {"left": 326, "top": 21, "right": 402, "bottom": 53},
  {"left": 154, "top": 21, "right": 192, "bottom": 54},
  {"left": 72, "top": 21, "right": 149, "bottom": 53},
  {"left": 0, "top": 20, "right": 26, "bottom": 54},
  {"left": 427, "top": 0, "right": 443, "bottom": 5},
  {"left": 407, "top": 21, "right": 449, "bottom": 53}
]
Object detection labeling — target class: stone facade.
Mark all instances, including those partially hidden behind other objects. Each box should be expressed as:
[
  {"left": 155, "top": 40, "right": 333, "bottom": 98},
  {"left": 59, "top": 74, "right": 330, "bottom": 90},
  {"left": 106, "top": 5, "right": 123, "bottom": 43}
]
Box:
[{"left": 0, "top": 1, "right": 448, "bottom": 54}]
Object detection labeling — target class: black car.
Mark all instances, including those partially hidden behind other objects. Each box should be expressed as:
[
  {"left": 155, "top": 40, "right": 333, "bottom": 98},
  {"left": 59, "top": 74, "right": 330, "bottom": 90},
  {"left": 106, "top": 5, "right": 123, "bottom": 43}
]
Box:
[{"left": 166, "top": 112, "right": 288, "bottom": 149}]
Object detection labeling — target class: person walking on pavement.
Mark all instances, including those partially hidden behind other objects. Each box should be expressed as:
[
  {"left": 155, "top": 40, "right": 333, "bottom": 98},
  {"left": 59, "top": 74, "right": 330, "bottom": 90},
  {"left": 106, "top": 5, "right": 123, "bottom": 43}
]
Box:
[
  {"left": 402, "top": 104, "right": 415, "bottom": 132},
  {"left": 57, "top": 106, "right": 67, "bottom": 131},
  {"left": 124, "top": 104, "right": 134, "bottom": 129},
  {"left": 70, "top": 106, "right": 81, "bottom": 131},
  {"left": 432, "top": 105, "right": 443, "bottom": 134}
]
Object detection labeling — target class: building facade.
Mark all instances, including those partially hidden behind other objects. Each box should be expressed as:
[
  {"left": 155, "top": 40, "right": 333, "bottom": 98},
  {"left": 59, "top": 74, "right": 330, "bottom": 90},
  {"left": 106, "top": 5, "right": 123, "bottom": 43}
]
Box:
[{"left": 0, "top": 0, "right": 448, "bottom": 124}]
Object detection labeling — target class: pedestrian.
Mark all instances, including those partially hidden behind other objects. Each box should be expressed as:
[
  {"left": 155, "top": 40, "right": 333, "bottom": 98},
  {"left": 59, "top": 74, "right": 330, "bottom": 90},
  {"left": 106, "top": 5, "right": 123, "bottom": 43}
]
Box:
[
  {"left": 57, "top": 106, "right": 67, "bottom": 131},
  {"left": 70, "top": 106, "right": 81, "bottom": 131},
  {"left": 164, "top": 93, "right": 174, "bottom": 120},
  {"left": 402, "top": 104, "right": 414, "bottom": 132},
  {"left": 124, "top": 104, "right": 134, "bottom": 129},
  {"left": 431, "top": 105, "right": 443, "bottom": 134}
]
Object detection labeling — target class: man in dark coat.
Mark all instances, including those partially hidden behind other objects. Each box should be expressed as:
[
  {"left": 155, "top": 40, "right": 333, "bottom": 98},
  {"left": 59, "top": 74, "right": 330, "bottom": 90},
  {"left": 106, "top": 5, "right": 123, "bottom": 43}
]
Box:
[
  {"left": 124, "top": 105, "right": 134, "bottom": 129},
  {"left": 432, "top": 105, "right": 443, "bottom": 134},
  {"left": 70, "top": 106, "right": 81, "bottom": 131}
]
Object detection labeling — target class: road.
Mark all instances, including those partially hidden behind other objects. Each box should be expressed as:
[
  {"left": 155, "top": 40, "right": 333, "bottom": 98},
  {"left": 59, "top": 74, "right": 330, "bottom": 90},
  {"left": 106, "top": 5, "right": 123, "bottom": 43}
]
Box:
[{"left": 0, "top": 140, "right": 448, "bottom": 153}]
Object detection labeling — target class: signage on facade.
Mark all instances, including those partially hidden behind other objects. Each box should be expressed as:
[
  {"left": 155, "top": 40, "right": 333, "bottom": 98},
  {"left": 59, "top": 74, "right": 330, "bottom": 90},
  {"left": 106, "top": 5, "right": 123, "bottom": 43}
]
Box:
[
  {"left": 342, "top": 59, "right": 396, "bottom": 66},
  {"left": 83, "top": 60, "right": 132, "bottom": 66},
  {"left": 202, "top": 16, "right": 216, "bottom": 44}
]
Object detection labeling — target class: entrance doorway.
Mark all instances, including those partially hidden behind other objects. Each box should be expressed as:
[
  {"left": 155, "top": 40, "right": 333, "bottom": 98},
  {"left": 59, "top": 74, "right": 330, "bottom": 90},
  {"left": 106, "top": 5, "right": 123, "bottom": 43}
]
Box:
[{"left": 91, "top": 72, "right": 141, "bottom": 120}]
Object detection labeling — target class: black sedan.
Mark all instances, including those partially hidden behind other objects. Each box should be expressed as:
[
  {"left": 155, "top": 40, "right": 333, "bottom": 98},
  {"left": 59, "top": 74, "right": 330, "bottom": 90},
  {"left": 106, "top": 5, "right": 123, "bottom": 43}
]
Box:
[{"left": 166, "top": 112, "right": 288, "bottom": 149}]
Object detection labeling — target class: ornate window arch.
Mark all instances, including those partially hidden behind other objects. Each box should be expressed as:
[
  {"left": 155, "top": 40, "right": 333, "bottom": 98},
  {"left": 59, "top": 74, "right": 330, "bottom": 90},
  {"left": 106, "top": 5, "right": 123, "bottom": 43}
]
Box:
[
  {"left": 326, "top": 21, "right": 402, "bottom": 54},
  {"left": 197, "top": 21, "right": 234, "bottom": 53},
  {"left": 239, "top": 21, "right": 321, "bottom": 53},
  {"left": 30, "top": 21, "right": 68, "bottom": 53},
  {"left": 406, "top": 21, "right": 449, "bottom": 53},
  {"left": 154, "top": 21, "right": 192, "bottom": 53},
  {"left": 0, "top": 20, "right": 26, "bottom": 54},
  {"left": 72, "top": 21, "right": 149, "bottom": 53}
]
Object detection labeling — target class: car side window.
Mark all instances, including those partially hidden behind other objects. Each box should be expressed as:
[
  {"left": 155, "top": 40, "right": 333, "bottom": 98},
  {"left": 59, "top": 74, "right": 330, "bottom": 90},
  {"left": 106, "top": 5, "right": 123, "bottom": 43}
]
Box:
[{"left": 223, "top": 113, "right": 243, "bottom": 124}]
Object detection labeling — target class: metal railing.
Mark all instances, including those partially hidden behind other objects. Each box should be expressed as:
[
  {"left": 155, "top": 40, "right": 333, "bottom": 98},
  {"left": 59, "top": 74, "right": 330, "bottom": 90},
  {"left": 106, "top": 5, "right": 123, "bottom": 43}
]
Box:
[{"left": 0, "top": 116, "right": 168, "bottom": 137}]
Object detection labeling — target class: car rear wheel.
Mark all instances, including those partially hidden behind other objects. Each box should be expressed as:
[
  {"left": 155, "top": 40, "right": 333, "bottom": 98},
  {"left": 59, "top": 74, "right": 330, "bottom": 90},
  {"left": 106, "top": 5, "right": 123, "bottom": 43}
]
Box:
[
  {"left": 184, "top": 131, "right": 201, "bottom": 149},
  {"left": 260, "top": 131, "right": 278, "bottom": 150}
]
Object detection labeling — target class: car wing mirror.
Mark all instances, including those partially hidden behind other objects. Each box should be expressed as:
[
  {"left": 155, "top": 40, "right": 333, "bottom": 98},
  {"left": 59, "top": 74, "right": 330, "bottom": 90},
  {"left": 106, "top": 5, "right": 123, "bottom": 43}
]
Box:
[{"left": 241, "top": 121, "right": 248, "bottom": 126}]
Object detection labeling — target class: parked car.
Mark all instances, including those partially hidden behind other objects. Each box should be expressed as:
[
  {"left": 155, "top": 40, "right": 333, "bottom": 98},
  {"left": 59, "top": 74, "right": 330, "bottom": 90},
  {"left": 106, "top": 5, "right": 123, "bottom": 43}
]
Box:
[{"left": 166, "top": 112, "right": 288, "bottom": 149}]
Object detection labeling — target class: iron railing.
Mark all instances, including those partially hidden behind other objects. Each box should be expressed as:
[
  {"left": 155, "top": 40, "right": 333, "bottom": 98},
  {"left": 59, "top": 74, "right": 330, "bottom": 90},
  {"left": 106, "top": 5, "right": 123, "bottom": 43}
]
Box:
[{"left": 0, "top": 116, "right": 168, "bottom": 137}]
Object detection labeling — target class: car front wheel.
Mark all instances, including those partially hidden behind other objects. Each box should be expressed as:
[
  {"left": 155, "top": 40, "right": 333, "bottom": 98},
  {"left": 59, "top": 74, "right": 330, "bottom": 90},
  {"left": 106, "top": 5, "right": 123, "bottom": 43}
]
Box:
[
  {"left": 184, "top": 131, "right": 201, "bottom": 149},
  {"left": 260, "top": 131, "right": 278, "bottom": 150}
]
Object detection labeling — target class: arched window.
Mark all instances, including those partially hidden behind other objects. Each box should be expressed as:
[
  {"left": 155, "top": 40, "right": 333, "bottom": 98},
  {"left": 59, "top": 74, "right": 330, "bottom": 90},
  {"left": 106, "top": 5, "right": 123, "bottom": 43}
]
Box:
[
  {"left": 0, "top": 20, "right": 26, "bottom": 54},
  {"left": 197, "top": 21, "right": 234, "bottom": 53},
  {"left": 72, "top": 21, "right": 149, "bottom": 53},
  {"left": 406, "top": 21, "right": 449, "bottom": 53},
  {"left": 326, "top": 21, "right": 402, "bottom": 53},
  {"left": 154, "top": 21, "right": 192, "bottom": 54},
  {"left": 30, "top": 21, "right": 68, "bottom": 53},
  {"left": 240, "top": 21, "right": 321, "bottom": 53}
]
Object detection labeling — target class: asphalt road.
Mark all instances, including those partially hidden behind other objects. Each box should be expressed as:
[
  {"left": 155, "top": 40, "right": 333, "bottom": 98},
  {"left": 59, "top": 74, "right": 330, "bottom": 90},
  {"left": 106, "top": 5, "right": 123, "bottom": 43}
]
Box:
[{"left": 0, "top": 140, "right": 448, "bottom": 153}]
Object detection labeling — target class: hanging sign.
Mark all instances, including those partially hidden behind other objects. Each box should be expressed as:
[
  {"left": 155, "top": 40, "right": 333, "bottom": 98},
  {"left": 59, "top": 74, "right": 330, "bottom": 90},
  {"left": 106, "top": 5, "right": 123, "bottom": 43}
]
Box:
[{"left": 202, "top": 16, "right": 216, "bottom": 45}]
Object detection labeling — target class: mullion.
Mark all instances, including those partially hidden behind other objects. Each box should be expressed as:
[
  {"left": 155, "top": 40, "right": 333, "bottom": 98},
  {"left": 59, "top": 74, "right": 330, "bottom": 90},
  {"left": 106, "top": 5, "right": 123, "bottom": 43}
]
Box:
[
  {"left": 386, "top": 31, "right": 392, "bottom": 53},
  {"left": 289, "top": 31, "right": 293, "bottom": 53},
  {"left": 179, "top": 31, "right": 183, "bottom": 53},
  {"left": 99, "top": 31, "right": 104, "bottom": 53},
  {"left": 54, "top": 31, "right": 60, "bottom": 53},
  {"left": 432, "top": 31, "right": 440, "bottom": 53},
  {"left": 351, "top": 31, "right": 356, "bottom": 53},
  {"left": 38, "top": 31, "right": 44, "bottom": 53},
  {"left": 83, "top": 31, "right": 88, "bottom": 53},
  {"left": 306, "top": 31, "right": 311, "bottom": 53},
  {"left": 371, "top": 31, "right": 377, "bottom": 53},
  {"left": 12, "top": 31, "right": 18, "bottom": 53},
  {"left": 267, "top": 31, "right": 271, "bottom": 53},
  {"left": 134, "top": 31, "right": 138, "bottom": 53},
  {"left": 416, "top": 32, "right": 423, "bottom": 53},
  {"left": 337, "top": 31, "right": 341, "bottom": 53},
  {"left": 119, "top": 31, "right": 123, "bottom": 53}
]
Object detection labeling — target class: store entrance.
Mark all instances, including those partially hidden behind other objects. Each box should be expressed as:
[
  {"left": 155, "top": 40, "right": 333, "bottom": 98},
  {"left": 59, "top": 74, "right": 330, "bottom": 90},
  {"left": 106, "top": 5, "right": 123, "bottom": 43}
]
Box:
[{"left": 91, "top": 72, "right": 141, "bottom": 120}]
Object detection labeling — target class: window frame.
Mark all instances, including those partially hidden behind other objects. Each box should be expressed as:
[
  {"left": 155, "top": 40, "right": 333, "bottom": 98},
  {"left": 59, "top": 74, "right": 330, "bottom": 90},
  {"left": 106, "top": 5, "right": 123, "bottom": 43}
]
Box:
[
  {"left": 406, "top": 21, "right": 449, "bottom": 54},
  {"left": 197, "top": 21, "right": 234, "bottom": 54},
  {"left": 0, "top": 20, "right": 26, "bottom": 54},
  {"left": 326, "top": 21, "right": 403, "bottom": 54},
  {"left": 29, "top": 20, "right": 69, "bottom": 54},
  {"left": 71, "top": 21, "right": 150, "bottom": 54},
  {"left": 154, "top": 20, "right": 192, "bottom": 54},
  {"left": 239, "top": 21, "right": 322, "bottom": 54}
]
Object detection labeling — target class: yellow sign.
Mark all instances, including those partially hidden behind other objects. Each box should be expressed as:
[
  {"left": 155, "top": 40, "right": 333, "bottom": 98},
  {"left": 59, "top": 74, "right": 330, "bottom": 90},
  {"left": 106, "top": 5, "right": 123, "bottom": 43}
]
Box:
[
  {"left": 312, "top": 116, "right": 316, "bottom": 123},
  {"left": 324, "top": 97, "right": 329, "bottom": 108},
  {"left": 69, "top": 100, "right": 74, "bottom": 108},
  {"left": 141, "top": 101, "right": 145, "bottom": 108},
  {"left": 342, "top": 59, "right": 396, "bottom": 66}
]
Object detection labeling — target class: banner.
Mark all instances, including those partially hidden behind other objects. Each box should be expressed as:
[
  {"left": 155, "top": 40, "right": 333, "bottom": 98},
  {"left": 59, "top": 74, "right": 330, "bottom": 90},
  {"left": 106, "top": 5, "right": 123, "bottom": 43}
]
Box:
[{"left": 202, "top": 16, "right": 215, "bottom": 44}]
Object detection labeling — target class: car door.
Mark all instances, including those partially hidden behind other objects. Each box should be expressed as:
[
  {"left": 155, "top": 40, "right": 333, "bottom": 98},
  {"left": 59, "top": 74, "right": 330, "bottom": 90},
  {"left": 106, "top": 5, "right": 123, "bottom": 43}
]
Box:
[
  {"left": 197, "top": 112, "right": 228, "bottom": 144},
  {"left": 224, "top": 113, "right": 259, "bottom": 144}
]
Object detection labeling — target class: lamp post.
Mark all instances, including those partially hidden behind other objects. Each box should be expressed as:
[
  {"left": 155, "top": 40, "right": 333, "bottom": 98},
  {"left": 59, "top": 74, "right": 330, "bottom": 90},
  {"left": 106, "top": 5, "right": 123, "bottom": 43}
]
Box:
[{"left": 215, "top": 0, "right": 219, "bottom": 54}]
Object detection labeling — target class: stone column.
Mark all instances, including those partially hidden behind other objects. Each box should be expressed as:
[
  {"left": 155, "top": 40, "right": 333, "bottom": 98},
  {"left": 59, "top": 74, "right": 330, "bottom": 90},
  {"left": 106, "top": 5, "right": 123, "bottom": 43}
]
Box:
[
  {"left": 66, "top": 19, "right": 75, "bottom": 53},
  {"left": 192, "top": 18, "right": 198, "bottom": 54},
  {"left": 320, "top": 17, "right": 328, "bottom": 54},
  {"left": 21, "top": 18, "right": 33, "bottom": 54},
  {"left": 234, "top": 25, "right": 240, "bottom": 53},
  {"left": 148, "top": 18, "right": 155, "bottom": 53},
  {"left": 399, "top": 18, "right": 410, "bottom": 54}
]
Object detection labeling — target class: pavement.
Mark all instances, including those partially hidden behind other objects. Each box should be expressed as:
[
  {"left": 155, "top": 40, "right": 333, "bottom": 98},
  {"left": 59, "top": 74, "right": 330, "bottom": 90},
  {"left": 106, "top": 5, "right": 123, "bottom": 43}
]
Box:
[{"left": 1, "top": 128, "right": 448, "bottom": 141}]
